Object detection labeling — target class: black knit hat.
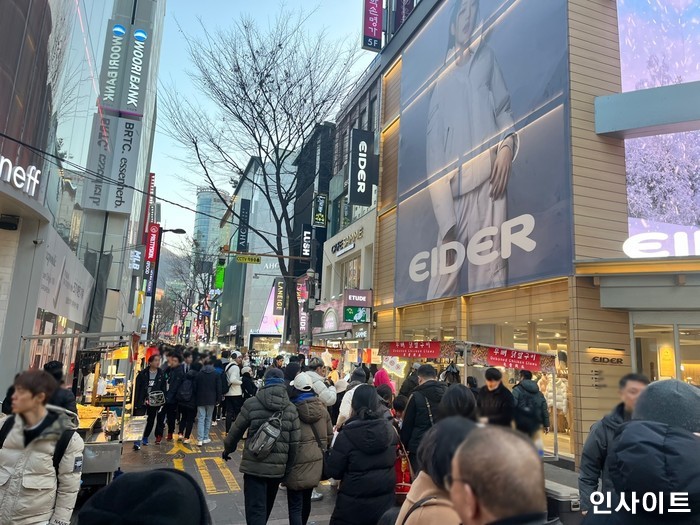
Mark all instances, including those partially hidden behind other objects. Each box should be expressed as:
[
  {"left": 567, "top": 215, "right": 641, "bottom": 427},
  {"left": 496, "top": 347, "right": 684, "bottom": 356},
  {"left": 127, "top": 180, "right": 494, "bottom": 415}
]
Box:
[
  {"left": 351, "top": 366, "right": 367, "bottom": 384},
  {"left": 77, "top": 469, "right": 211, "bottom": 524},
  {"left": 264, "top": 367, "right": 285, "bottom": 380},
  {"left": 633, "top": 379, "right": 700, "bottom": 433}
]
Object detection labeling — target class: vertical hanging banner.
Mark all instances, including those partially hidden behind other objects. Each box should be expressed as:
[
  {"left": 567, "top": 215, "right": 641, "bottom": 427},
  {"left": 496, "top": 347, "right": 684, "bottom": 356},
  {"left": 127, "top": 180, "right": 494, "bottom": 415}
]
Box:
[
  {"left": 108, "top": 118, "right": 142, "bottom": 214},
  {"left": 142, "top": 172, "right": 156, "bottom": 243},
  {"left": 120, "top": 23, "right": 153, "bottom": 117},
  {"left": 362, "top": 0, "right": 383, "bottom": 51},
  {"left": 82, "top": 114, "right": 117, "bottom": 211},
  {"left": 301, "top": 224, "right": 313, "bottom": 258},
  {"left": 236, "top": 198, "right": 251, "bottom": 252},
  {"left": 394, "top": 0, "right": 415, "bottom": 33},
  {"left": 98, "top": 17, "right": 131, "bottom": 113},
  {"left": 348, "top": 129, "right": 377, "bottom": 206},
  {"left": 313, "top": 193, "right": 328, "bottom": 227}
]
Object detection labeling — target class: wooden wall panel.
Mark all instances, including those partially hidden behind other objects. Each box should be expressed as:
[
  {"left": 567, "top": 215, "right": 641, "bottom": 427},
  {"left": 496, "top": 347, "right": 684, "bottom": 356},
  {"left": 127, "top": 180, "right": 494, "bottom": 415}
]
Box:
[
  {"left": 382, "top": 60, "right": 402, "bottom": 127},
  {"left": 379, "top": 122, "right": 399, "bottom": 211},
  {"left": 374, "top": 210, "right": 396, "bottom": 309},
  {"left": 568, "top": 0, "right": 628, "bottom": 261}
]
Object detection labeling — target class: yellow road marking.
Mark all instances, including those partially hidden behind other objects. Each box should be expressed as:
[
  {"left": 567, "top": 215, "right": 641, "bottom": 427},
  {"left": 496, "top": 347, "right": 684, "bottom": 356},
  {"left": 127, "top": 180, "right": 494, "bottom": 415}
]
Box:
[
  {"left": 195, "top": 457, "right": 241, "bottom": 494},
  {"left": 173, "top": 458, "right": 185, "bottom": 471},
  {"left": 166, "top": 441, "right": 196, "bottom": 455}
]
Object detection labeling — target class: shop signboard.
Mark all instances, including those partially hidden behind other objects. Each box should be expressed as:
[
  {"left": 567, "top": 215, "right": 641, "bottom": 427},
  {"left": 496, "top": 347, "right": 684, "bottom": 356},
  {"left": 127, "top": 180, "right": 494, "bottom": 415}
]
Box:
[
  {"left": 394, "top": 0, "right": 571, "bottom": 306},
  {"left": 82, "top": 113, "right": 117, "bottom": 211},
  {"left": 145, "top": 224, "right": 160, "bottom": 263},
  {"left": 344, "top": 289, "right": 372, "bottom": 308},
  {"left": 344, "top": 306, "right": 371, "bottom": 323},
  {"left": 313, "top": 193, "right": 328, "bottom": 227},
  {"left": 98, "top": 17, "right": 131, "bottom": 113},
  {"left": 0, "top": 156, "right": 41, "bottom": 199},
  {"left": 108, "top": 119, "right": 142, "bottom": 214},
  {"left": 273, "top": 278, "right": 285, "bottom": 316},
  {"left": 348, "top": 129, "right": 377, "bottom": 207},
  {"left": 361, "top": 0, "right": 383, "bottom": 52},
  {"left": 301, "top": 224, "right": 313, "bottom": 258},
  {"left": 394, "top": 0, "right": 415, "bottom": 33},
  {"left": 389, "top": 341, "right": 440, "bottom": 359},
  {"left": 236, "top": 198, "right": 251, "bottom": 252},
  {"left": 236, "top": 255, "right": 261, "bottom": 264},
  {"left": 468, "top": 343, "right": 556, "bottom": 373},
  {"left": 616, "top": 1, "right": 700, "bottom": 258},
  {"left": 142, "top": 172, "right": 156, "bottom": 243},
  {"left": 120, "top": 22, "right": 153, "bottom": 117},
  {"left": 37, "top": 229, "right": 95, "bottom": 326}
]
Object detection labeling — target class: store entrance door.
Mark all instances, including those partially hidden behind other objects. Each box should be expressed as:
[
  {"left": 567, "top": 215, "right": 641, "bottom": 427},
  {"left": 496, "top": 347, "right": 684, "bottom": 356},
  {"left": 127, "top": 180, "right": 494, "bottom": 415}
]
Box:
[{"left": 632, "top": 313, "right": 700, "bottom": 385}]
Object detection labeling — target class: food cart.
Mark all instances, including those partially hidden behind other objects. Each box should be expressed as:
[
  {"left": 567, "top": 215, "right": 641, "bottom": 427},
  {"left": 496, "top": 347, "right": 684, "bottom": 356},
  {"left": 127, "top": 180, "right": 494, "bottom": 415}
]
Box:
[{"left": 18, "top": 331, "right": 140, "bottom": 487}]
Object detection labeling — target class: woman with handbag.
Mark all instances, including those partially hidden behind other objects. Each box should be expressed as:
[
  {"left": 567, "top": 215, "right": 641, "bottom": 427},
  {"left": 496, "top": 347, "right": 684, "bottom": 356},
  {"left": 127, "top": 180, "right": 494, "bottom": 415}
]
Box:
[
  {"left": 395, "top": 417, "right": 476, "bottom": 525},
  {"left": 133, "top": 354, "right": 166, "bottom": 450},
  {"left": 284, "top": 372, "right": 333, "bottom": 525},
  {"left": 326, "top": 385, "right": 397, "bottom": 525}
]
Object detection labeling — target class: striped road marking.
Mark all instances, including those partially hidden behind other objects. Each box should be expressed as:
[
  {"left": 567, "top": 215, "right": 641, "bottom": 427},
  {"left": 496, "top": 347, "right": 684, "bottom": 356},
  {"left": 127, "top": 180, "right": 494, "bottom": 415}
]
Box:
[{"left": 195, "top": 457, "right": 241, "bottom": 494}]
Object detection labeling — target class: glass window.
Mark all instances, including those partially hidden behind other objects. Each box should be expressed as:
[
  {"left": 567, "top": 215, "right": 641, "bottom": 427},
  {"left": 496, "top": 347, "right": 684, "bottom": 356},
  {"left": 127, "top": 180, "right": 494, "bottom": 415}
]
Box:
[
  {"left": 369, "top": 96, "right": 378, "bottom": 132},
  {"left": 679, "top": 327, "right": 700, "bottom": 387},
  {"left": 341, "top": 256, "right": 361, "bottom": 290},
  {"left": 401, "top": 300, "right": 457, "bottom": 342},
  {"left": 634, "top": 324, "right": 676, "bottom": 380},
  {"left": 360, "top": 108, "right": 368, "bottom": 131}
]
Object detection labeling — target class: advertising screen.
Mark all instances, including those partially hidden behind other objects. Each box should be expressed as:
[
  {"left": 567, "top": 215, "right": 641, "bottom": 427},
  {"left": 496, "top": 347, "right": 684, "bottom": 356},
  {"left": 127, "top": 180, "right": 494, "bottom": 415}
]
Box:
[
  {"left": 618, "top": 1, "right": 700, "bottom": 257},
  {"left": 394, "top": 0, "right": 571, "bottom": 305}
]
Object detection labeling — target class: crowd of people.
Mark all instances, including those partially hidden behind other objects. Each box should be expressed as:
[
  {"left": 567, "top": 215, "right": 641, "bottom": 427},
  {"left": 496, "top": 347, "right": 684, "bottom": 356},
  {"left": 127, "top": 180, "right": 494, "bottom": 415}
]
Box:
[{"left": 0, "top": 345, "right": 698, "bottom": 525}]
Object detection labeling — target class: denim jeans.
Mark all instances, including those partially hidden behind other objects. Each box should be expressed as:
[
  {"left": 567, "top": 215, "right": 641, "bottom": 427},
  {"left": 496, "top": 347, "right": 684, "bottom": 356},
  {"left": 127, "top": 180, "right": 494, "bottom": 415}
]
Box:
[
  {"left": 197, "top": 405, "right": 214, "bottom": 441},
  {"left": 243, "top": 474, "right": 282, "bottom": 525},
  {"left": 287, "top": 487, "right": 313, "bottom": 525}
]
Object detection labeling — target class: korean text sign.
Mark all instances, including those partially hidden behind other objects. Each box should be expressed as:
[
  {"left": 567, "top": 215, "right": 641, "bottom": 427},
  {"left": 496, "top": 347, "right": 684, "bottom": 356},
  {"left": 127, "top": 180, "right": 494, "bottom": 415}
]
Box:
[{"left": 362, "top": 0, "right": 383, "bottom": 51}]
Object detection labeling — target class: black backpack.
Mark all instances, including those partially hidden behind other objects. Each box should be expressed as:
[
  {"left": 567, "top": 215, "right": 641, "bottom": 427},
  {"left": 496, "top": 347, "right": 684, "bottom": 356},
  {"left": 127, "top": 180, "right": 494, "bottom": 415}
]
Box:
[
  {"left": 221, "top": 362, "right": 236, "bottom": 393},
  {"left": 514, "top": 389, "right": 540, "bottom": 433},
  {"left": 177, "top": 376, "right": 194, "bottom": 403},
  {"left": 0, "top": 415, "right": 75, "bottom": 474}
]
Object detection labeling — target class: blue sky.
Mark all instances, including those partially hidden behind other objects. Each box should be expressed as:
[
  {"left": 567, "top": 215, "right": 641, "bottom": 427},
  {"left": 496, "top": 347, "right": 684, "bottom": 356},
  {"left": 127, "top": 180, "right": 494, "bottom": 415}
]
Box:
[{"left": 152, "top": 0, "right": 375, "bottom": 240}]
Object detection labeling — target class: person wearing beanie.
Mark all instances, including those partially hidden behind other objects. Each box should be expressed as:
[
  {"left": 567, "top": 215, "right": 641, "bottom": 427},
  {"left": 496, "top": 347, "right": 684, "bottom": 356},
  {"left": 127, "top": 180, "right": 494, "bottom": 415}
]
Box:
[
  {"left": 373, "top": 367, "right": 395, "bottom": 395},
  {"left": 579, "top": 373, "right": 650, "bottom": 514},
  {"left": 335, "top": 366, "right": 370, "bottom": 429},
  {"left": 286, "top": 373, "right": 333, "bottom": 525},
  {"left": 222, "top": 367, "right": 301, "bottom": 524},
  {"left": 583, "top": 379, "right": 700, "bottom": 525},
  {"left": 77, "top": 469, "right": 211, "bottom": 524},
  {"left": 43, "top": 361, "right": 78, "bottom": 415},
  {"left": 326, "top": 385, "right": 397, "bottom": 525}
]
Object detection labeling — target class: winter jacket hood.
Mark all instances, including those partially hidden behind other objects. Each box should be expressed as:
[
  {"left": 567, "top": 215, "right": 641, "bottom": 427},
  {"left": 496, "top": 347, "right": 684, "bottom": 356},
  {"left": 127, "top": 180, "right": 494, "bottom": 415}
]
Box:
[
  {"left": 295, "top": 395, "right": 325, "bottom": 425},
  {"left": 395, "top": 471, "right": 461, "bottom": 525},
  {"left": 344, "top": 417, "right": 395, "bottom": 454},
  {"left": 518, "top": 380, "right": 540, "bottom": 395},
  {"left": 608, "top": 420, "right": 700, "bottom": 522},
  {"left": 258, "top": 383, "right": 293, "bottom": 412}
]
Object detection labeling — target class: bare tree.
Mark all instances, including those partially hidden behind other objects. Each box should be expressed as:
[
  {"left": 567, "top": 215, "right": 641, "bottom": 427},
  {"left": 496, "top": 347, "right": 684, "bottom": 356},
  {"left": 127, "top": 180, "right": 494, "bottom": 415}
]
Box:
[
  {"left": 162, "top": 8, "right": 359, "bottom": 344},
  {"left": 152, "top": 294, "right": 179, "bottom": 340}
]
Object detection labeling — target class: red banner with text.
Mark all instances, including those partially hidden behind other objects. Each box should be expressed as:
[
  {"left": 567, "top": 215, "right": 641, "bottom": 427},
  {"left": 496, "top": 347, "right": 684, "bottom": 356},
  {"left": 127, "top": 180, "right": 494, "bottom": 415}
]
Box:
[{"left": 388, "top": 341, "right": 441, "bottom": 359}]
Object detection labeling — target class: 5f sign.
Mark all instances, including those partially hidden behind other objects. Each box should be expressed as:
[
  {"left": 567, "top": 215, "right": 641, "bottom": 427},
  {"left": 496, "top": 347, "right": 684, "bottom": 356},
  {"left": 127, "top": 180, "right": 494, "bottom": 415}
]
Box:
[{"left": 349, "top": 129, "right": 377, "bottom": 207}]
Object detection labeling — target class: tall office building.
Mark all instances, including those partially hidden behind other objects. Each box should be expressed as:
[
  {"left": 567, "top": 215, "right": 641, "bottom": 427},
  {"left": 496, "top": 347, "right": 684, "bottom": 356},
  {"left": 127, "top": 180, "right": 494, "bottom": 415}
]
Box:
[{"left": 194, "top": 187, "right": 231, "bottom": 253}]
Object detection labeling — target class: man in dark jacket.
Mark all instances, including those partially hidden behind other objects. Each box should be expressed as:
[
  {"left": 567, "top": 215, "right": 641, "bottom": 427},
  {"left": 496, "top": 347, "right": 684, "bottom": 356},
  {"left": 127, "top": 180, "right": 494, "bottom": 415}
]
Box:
[
  {"left": 582, "top": 379, "right": 700, "bottom": 525},
  {"left": 578, "top": 373, "right": 649, "bottom": 514},
  {"left": 159, "top": 353, "right": 185, "bottom": 442},
  {"left": 222, "top": 368, "right": 300, "bottom": 525},
  {"left": 512, "top": 370, "right": 549, "bottom": 436},
  {"left": 195, "top": 362, "right": 223, "bottom": 446},
  {"left": 398, "top": 363, "right": 420, "bottom": 398},
  {"left": 400, "top": 364, "right": 448, "bottom": 472},
  {"left": 477, "top": 367, "right": 514, "bottom": 427},
  {"left": 43, "top": 361, "right": 78, "bottom": 414},
  {"left": 450, "top": 426, "right": 548, "bottom": 525}
]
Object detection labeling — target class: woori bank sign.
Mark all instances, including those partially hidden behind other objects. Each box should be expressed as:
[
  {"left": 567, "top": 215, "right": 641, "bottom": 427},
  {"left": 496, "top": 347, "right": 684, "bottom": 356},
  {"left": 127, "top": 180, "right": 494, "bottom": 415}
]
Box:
[{"left": 394, "top": 0, "right": 572, "bottom": 305}]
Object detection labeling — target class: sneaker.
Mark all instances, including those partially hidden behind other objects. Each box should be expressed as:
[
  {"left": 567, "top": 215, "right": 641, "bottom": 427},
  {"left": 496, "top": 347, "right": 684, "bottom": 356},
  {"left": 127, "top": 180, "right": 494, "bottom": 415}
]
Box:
[
  {"left": 177, "top": 434, "right": 184, "bottom": 441},
  {"left": 211, "top": 421, "right": 217, "bottom": 427},
  {"left": 155, "top": 436, "right": 162, "bottom": 444},
  {"left": 279, "top": 483, "right": 287, "bottom": 490},
  {"left": 203, "top": 438, "right": 212, "bottom": 444},
  {"left": 166, "top": 433, "right": 173, "bottom": 442},
  {"left": 311, "top": 489, "right": 324, "bottom": 502},
  {"left": 133, "top": 442, "right": 141, "bottom": 451},
  {"left": 142, "top": 438, "right": 149, "bottom": 446},
  {"left": 197, "top": 441, "right": 203, "bottom": 446},
  {"left": 183, "top": 438, "right": 191, "bottom": 444}
]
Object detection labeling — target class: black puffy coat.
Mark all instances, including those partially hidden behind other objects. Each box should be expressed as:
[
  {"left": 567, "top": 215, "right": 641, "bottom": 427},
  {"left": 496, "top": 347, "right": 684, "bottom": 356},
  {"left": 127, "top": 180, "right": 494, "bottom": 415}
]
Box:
[
  {"left": 477, "top": 382, "right": 514, "bottom": 427},
  {"left": 178, "top": 368, "right": 199, "bottom": 409},
  {"left": 400, "top": 380, "right": 448, "bottom": 453},
  {"left": 223, "top": 383, "right": 300, "bottom": 479},
  {"left": 582, "top": 421, "right": 700, "bottom": 525},
  {"left": 399, "top": 371, "right": 419, "bottom": 398},
  {"left": 165, "top": 365, "right": 185, "bottom": 404},
  {"left": 326, "top": 416, "right": 397, "bottom": 525},
  {"left": 195, "top": 365, "right": 222, "bottom": 407},
  {"left": 578, "top": 403, "right": 627, "bottom": 512},
  {"left": 134, "top": 367, "right": 166, "bottom": 410},
  {"left": 241, "top": 373, "right": 257, "bottom": 399},
  {"left": 49, "top": 386, "right": 78, "bottom": 415}
]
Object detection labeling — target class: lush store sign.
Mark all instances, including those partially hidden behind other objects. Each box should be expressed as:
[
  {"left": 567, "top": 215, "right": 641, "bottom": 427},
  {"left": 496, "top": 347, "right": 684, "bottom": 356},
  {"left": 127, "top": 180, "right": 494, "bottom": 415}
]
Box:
[{"left": 0, "top": 156, "right": 41, "bottom": 198}]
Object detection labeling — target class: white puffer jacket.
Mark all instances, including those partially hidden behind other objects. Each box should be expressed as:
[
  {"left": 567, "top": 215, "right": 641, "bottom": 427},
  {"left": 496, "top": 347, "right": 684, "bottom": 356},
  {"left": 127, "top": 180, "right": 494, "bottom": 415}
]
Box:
[
  {"left": 0, "top": 406, "right": 84, "bottom": 525},
  {"left": 306, "top": 370, "right": 337, "bottom": 407}
]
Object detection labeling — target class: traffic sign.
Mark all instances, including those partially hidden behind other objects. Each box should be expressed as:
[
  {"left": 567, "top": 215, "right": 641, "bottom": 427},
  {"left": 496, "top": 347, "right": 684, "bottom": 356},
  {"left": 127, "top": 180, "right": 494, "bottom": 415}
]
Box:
[{"left": 236, "top": 255, "right": 261, "bottom": 264}]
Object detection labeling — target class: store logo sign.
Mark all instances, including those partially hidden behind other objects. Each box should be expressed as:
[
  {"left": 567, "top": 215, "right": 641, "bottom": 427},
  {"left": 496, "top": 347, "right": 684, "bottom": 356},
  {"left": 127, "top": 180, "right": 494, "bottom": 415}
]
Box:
[
  {"left": 409, "top": 215, "right": 536, "bottom": 282},
  {"left": 623, "top": 231, "right": 700, "bottom": 258},
  {"left": 301, "top": 224, "right": 312, "bottom": 258},
  {"left": 331, "top": 227, "right": 364, "bottom": 255},
  {"left": 0, "top": 156, "right": 41, "bottom": 198}
]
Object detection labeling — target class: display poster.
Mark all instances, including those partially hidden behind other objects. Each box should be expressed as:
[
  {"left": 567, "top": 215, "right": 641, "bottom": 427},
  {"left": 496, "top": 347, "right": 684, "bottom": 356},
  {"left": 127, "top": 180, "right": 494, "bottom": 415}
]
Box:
[
  {"left": 37, "top": 229, "right": 95, "bottom": 326},
  {"left": 348, "top": 129, "right": 377, "bottom": 207},
  {"left": 313, "top": 193, "right": 328, "bottom": 227},
  {"left": 362, "top": 0, "right": 383, "bottom": 51},
  {"left": 344, "top": 306, "right": 371, "bottom": 324},
  {"left": 388, "top": 341, "right": 441, "bottom": 359},
  {"left": 259, "top": 282, "right": 284, "bottom": 334},
  {"left": 236, "top": 198, "right": 251, "bottom": 252},
  {"left": 617, "top": 1, "right": 700, "bottom": 258},
  {"left": 394, "top": 0, "right": 571, "bottom": 305}
]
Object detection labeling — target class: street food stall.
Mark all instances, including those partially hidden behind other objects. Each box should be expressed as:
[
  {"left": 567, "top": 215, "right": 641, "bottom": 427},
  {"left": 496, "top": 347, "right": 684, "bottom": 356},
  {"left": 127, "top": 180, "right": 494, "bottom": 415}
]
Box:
[{"left": 18, "top": 331, "right": 140, "bottom": 487}]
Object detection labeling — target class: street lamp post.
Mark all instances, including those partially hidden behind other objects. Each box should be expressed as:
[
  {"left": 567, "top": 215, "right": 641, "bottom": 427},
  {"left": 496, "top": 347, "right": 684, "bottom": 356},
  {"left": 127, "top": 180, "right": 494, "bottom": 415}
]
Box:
[{"left": 147, "top": 227, "right": 186, "bottom": 341}]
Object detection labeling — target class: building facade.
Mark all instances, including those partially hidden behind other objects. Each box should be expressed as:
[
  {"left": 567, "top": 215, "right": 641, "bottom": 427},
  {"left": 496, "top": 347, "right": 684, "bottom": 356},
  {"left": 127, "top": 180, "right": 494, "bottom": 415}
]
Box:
[
  {"left": 334, "top": 0, "right": 700, "bottom": 464},
  {"left": 194, "top": 187, "right": 231, "bottom": 254},
  {"left": 0, "top": 0, "right": 164, "bottom": 391}
]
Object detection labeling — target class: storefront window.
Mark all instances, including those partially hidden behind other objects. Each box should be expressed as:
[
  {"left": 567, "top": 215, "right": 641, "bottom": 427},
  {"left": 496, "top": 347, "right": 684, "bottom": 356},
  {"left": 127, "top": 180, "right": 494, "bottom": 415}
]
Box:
[
  {"left": 341, "top": 256, "right": 361, "bottom": 290},
  {"left": 679, "top": 327, "right": 700, "bottom": 387},
  {"left": 634, "top": 324, "right": 676, "bottom": 380}
]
